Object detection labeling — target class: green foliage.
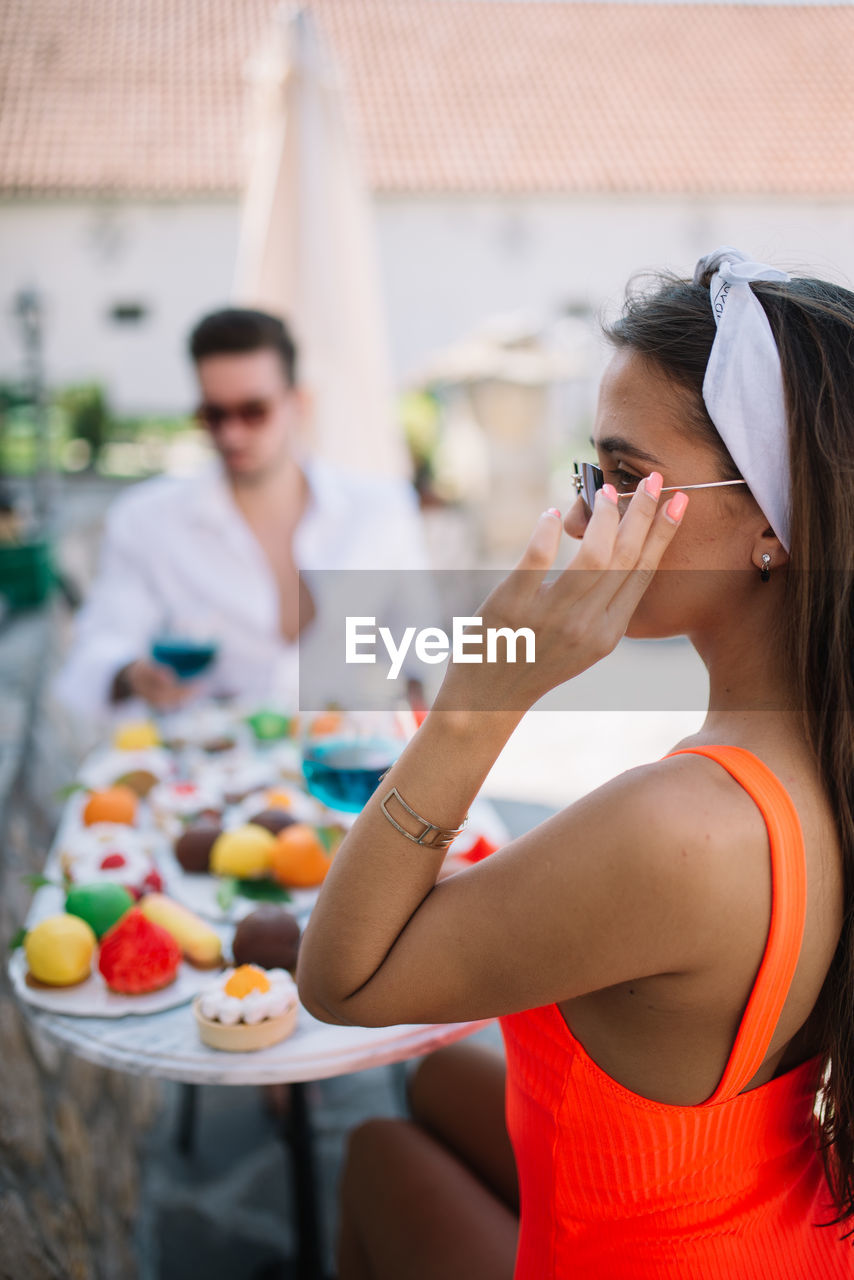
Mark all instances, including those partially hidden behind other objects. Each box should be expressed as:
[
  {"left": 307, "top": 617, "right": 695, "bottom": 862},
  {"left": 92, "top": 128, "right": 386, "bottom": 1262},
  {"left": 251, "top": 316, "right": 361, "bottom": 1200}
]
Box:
[
  {"left": 0, "top": 377, "right": 197, "bottom": 477},
  {"left": 216, "top": 877, "right": 239, "bottom": 913},
  {"left": 235, "top": 880, "right": 292, "bottom": 903},
  {"left": 0, "top": 382, "right": 32, "bottom": 414},
  {"left": 112, "top": 414, "right": 191, "bottom": 440},
  {"left": 54, "top": 383, "right": 112, "bottom": 461},
  {"left": 21, "top": 874, "right": 58, "bottom": 891},
  {"left": 399, "top": 389, "right": 441, "bottom": 499},
  {"left": 215, "top": 875, "right": 294, "bottom": 913},
  {"left": 399, "top": 389, "right": 440, "bottom": 466}
]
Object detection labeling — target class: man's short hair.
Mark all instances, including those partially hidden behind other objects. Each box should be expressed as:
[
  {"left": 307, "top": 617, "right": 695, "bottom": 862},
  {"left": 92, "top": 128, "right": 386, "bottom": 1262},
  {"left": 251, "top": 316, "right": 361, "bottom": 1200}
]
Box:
[{"left": 188, "top": 308, "right": 298, "bottom": 386}]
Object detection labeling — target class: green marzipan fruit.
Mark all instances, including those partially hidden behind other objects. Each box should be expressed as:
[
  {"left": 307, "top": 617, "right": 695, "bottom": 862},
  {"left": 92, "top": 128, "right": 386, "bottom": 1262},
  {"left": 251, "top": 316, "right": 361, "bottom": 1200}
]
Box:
[{"left": 65, "top": 882, "right": 135, "bottom": 938}]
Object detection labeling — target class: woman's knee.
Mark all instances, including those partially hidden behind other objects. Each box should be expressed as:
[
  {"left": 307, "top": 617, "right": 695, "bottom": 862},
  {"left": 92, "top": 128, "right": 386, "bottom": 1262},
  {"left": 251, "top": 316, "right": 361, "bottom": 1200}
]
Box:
[
  {"left": 342, "top": 1116, "right": 407, "bottom": 1193},
  {"left": 407, "top": 1041, "right": 506, "bottom": 1125},
  {"left": 339, "top": 1113, "right": 518, "bottom": 1280},
  {"left": 405, "top": 1043, "right": 518, "bottom": 1213},
  {"left": 407, "top": 1045, "right": 457, "bottom": 1120}
]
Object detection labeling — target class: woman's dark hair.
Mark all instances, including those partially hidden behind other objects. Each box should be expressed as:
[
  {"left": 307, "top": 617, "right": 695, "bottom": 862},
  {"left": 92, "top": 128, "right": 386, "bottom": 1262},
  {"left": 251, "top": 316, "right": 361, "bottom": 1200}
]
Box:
[
  {"left": 603, "top": 265, "right": 854, "bottom": 1237},
  {"left": 188, "top": 307, "right": 298, "bottom": 386}
]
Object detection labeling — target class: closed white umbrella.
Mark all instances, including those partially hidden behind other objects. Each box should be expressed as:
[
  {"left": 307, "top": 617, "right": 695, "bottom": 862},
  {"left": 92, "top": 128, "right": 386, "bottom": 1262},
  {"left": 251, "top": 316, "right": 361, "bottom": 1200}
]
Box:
[{"left": 233, "top": 3, "right": 407, "bottom": 478}]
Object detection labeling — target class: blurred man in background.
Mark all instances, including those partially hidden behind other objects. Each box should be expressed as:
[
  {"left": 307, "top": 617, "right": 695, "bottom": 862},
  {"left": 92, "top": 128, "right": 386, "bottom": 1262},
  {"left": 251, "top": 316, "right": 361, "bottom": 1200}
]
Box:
[{"left": 54, "top": 308, "right": 429, "bottom": 719}]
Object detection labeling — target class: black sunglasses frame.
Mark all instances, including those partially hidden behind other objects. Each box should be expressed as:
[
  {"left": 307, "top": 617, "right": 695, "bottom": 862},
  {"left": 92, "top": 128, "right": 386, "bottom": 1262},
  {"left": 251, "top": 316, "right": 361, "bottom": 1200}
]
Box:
[
  {"left": 571, "top": 460, "right": 747, "bottom": 517},
  {"left": 195, "top": 399, "right": 276, "bottom": 430}
]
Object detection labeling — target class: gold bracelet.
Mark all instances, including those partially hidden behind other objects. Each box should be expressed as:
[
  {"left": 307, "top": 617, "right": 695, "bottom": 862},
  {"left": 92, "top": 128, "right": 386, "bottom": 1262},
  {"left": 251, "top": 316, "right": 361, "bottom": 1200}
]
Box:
[{"left": 380, "top": 786, "right": 469, "bottom": 850}]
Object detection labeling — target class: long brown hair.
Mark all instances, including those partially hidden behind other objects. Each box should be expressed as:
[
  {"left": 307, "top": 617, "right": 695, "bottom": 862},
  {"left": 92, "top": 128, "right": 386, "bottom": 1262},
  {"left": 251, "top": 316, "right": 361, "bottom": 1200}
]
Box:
[{"left": 603, "top": 265, "right": 854, "bottom": 1237}]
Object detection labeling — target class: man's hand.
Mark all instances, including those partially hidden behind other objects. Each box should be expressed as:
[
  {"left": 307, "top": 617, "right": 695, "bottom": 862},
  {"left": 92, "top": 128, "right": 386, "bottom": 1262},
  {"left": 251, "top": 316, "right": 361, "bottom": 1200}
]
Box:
[{"left": 111, "top": 658, "right": 195, "bottom": 710}]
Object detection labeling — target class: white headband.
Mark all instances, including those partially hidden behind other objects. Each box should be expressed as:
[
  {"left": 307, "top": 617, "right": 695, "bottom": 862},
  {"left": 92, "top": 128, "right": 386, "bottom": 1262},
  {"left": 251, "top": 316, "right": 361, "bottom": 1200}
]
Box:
[{"left": 692, "top": 246, "right": 792, "bottom": 553}]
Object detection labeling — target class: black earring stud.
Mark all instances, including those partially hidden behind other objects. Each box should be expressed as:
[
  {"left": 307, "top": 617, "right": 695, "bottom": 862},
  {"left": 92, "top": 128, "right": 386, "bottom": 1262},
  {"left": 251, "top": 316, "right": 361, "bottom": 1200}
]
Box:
[{"left": 760, "top": 553, "right": 771, "bottom": 583}]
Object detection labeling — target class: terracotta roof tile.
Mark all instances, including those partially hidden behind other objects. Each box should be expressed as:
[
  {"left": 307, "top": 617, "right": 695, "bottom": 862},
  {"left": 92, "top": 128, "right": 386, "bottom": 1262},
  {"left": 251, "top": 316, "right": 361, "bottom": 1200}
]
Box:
[{"left": 0, "top": 0, "right": 852, "bottom": 196}]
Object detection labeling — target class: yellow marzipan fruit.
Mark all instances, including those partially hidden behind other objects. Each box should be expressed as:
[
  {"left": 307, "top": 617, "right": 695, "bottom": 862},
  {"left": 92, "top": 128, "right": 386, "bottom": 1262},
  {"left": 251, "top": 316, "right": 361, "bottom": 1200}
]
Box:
[{"left": 25, "top": 914, "right": 96, "bottom": 986}]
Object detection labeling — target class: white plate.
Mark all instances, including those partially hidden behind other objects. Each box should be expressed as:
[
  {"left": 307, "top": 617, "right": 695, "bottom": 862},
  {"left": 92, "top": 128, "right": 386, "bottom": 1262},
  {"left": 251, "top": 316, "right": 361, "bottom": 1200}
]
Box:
[
  {"left": 226, "top": 784, "right": 324, "bottom": 829},
  {"left": 158, "top": 844, "right": 318, "bottom": 924},
  {"left": 159, "top": 795, "right": 508, "bottom": 922},
  {"left": 76, "top": 746, "right": 176, "bottom": 792},
  {"left": 8, "top": 948, "right": 217, "bottom": 1018}
]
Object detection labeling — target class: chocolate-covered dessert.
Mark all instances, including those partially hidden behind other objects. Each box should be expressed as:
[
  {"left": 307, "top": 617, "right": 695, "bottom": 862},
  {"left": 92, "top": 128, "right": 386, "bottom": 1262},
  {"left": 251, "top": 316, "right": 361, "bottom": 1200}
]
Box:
[
  {"left": 115, "top": 769, "right": 160, "bottom": 798},
  {"left": 248, "top": 807, "right": 297, "bottom": 837},
  {"left": 174, "top": 821, "right": 222, "bottom": 874},
  {"left": 232, "top": 907, "right": 301, "bottom": 972}
]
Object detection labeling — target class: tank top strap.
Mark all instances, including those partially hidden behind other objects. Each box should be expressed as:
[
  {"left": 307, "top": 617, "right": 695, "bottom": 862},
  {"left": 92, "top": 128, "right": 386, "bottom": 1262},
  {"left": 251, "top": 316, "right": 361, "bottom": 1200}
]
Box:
[{"left": 662, "top": 744, "right": 808, "bottom": 1105}]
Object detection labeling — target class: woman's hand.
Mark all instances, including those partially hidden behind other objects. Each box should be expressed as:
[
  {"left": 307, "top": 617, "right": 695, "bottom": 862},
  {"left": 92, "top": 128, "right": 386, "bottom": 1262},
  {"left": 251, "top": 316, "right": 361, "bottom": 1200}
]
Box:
[
  {"left": 434, "top": 472, "right": 687, "bottom": 715},
  {"left": 297, "top": 471, "right": 690, "bottom": 1028}
]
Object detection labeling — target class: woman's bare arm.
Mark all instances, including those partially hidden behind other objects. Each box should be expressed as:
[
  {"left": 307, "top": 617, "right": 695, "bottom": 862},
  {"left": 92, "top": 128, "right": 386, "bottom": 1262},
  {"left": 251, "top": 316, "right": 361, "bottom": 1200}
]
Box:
[{"left": 297, "top": 732, "right": 735, "bottom": 1026}]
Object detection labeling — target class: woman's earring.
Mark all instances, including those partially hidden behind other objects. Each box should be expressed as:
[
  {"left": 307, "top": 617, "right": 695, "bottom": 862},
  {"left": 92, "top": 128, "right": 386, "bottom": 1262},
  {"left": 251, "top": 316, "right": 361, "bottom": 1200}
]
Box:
[{"left": 759, "top": 553, "right": 771, "bottom": 583}]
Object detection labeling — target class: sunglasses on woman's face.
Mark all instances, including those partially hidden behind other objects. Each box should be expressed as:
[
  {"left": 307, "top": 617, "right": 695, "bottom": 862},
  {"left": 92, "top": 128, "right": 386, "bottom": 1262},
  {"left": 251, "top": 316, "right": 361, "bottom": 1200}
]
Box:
[
  {"left": 571, "top": 460, "right": 747, "bottom": 518},
  {"left": 195, "top": 398, "right": 275, "bottom": 430}
]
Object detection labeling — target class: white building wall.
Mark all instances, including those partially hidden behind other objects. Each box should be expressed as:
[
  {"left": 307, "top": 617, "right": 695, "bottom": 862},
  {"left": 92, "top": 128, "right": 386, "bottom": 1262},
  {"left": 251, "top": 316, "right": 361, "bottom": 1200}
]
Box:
[
  {"left": 1, "top": 195, "right": 852, "bottom": 413},
  {"left": 376, "top": 194, "right": 854, "bottom": 380},
  {"left": 0, "top": 199, "right": 238, "bottom": 413}
]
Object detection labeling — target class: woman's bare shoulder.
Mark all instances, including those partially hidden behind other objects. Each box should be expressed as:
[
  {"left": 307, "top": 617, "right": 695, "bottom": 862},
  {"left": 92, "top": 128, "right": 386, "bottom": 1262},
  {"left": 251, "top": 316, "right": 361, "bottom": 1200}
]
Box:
[{"left": 567, "top": 742, "right": 764, "bottom": 852}]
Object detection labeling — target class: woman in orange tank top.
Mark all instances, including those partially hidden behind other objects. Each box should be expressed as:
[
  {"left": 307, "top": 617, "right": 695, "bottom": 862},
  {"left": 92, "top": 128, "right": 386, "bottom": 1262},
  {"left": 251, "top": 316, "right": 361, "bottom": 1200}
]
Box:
[{"left": 298, "top": 251, "right": 854, "bottom": 1277}]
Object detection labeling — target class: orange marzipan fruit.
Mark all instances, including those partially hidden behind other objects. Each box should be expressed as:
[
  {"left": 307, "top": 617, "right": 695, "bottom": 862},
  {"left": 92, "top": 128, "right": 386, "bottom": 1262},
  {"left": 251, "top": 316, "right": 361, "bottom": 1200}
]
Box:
[
  {"left": 82, "top": 785, "right": 138, "bottom": 827},
  {"left": 271, "top": 824, "right": 331, "bottom": 888},
  {"left": 265, "top": 789, "right": 293, "bottom": 809},
  {"left": 224, "top": 965, "right": 271, "bottom": 998},
  {"left": 307, "top": 711, "right": 343, "bottom": 737}
]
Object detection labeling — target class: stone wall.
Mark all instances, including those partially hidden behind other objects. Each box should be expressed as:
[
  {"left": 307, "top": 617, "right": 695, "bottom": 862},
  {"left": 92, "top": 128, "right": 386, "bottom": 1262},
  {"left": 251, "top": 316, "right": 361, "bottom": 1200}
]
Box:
[{"left": 0, "top": 604, "right": 160, "bottom": 1280}]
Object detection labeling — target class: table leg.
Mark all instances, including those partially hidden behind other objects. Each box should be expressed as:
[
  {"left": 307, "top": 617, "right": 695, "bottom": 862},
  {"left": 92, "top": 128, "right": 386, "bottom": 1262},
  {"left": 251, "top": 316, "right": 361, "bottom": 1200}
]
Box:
[
  {"left": 282, "top": 1080, "right": 327, "bottom": 1280},
  {"left": 175, "top": 1081, "right": 199, "bottom": 1156}
]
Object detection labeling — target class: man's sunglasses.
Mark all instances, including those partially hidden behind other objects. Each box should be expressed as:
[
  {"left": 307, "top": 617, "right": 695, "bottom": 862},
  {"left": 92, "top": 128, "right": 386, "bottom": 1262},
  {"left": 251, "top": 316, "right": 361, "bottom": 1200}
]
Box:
[
  {"left": 571, "top": 460, "right": 747, "bottom": 517},
  {"left": 195, "top": 399, "right": 275, "bottom": 430}
]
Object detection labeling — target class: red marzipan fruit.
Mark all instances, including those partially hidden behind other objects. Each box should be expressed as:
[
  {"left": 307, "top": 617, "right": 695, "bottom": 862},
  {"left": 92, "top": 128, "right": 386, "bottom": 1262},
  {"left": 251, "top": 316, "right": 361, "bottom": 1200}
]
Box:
[
  {"left": 140, "top": 868, "right": 163, "bottom": 895},
  {"left": 460, "top": 835, "right": 499, "bottom": 864},
  {"left": 98, "top": 906, "right": 181, "bottom": 994}
]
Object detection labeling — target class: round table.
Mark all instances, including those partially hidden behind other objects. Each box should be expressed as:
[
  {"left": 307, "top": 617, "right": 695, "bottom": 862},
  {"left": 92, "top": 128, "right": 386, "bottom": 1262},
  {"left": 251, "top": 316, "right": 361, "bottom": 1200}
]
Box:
[
  {"left": 17, "top": 798, "right": 552, "bottom": 1278},
  {"left": 24, "top": 993, "right": 492, "bottom": 1086},
  {"left": 18, "top": 796, "right": 546, "bottom": 1088}
]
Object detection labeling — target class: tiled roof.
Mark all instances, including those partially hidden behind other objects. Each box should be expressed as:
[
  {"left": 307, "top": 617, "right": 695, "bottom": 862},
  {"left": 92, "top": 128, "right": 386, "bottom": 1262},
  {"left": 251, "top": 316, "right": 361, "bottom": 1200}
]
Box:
[{"left": 1, "top": 1, "right": 852, "bottom": 197}]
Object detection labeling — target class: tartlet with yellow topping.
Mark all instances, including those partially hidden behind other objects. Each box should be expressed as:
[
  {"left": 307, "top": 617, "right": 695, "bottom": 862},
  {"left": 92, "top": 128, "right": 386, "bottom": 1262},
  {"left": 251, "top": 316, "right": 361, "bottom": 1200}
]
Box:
[{"left": 193, "top": 963, "right": 298, "bottom": 1051}]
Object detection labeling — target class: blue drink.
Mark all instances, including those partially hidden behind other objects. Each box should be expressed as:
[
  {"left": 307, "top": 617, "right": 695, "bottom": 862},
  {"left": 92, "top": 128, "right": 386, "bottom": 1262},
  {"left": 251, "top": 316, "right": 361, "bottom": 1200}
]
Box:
[
  {"left": 151, "top": 637, "right": 218, "bottom": 680},
  {"left": 302, "top": 737, "right": 402, "bottom": 812}
]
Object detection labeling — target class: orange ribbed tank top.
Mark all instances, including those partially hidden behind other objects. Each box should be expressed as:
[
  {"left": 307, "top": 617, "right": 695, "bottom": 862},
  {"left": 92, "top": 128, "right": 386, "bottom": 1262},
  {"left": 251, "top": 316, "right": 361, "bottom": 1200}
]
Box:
[{"left": 499, "top": 744, "right": 853, "bottom": 1278}]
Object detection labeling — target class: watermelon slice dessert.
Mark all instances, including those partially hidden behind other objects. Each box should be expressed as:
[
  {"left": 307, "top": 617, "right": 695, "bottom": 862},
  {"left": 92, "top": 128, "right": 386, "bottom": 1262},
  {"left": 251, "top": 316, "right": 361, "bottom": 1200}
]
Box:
[{"left": 98, "top": 907, "right": 181, "bottom": 995}]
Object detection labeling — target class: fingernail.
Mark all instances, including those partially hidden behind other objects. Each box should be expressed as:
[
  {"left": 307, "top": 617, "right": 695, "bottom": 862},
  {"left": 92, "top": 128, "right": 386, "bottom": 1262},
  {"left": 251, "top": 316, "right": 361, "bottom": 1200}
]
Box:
[
  {"left": 601, "top": 484, "right": 618, "bottom": 504},
  {"left": 665, "top": 491, "right": 689, "bottom": 521},
  {"left": 542, "top": 507, "right": 561, "bottom": 518},
  {"left": 645, "top": 472, "right": 663, "bottom": 500}
]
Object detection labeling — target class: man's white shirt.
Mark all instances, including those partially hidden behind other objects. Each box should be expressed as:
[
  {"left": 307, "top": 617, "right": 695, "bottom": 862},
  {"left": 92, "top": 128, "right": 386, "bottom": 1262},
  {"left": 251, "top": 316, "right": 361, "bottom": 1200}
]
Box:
[{"left": 54, "top": 456, "right": 431, "bottom": 721}]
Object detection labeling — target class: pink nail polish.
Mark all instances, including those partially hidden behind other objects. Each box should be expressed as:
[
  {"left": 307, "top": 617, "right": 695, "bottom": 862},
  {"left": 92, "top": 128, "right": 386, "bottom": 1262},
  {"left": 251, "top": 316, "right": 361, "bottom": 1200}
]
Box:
[
  {"left": 665, "top": 491, "right": 689, "bottom": 521},
  {"left": 542, "top": 507, "right": 562, "bottom": 518},
  {"left": 645, "top": 472, "right": 663, "bottom": 500},
  {"left": 601, "top": 484, "right": 618, "bottom": 504}
]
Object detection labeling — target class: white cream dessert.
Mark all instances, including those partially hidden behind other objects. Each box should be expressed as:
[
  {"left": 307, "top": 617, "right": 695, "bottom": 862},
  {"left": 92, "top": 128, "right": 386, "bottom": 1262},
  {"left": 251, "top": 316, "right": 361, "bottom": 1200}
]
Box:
[
  {"left": 199, "top": 965, "right": 296, "bottom": 1024},
  {"left": 229, "top": 784, "right": 320, "bottom": 830},
  {"left": 77, "top": 747, "right": 174, "bottom": 792},
  {"left": 202, "top": 756, "right": 275, "bottom": 803},
  {"left": 149, "top": 779, "right": 222, "bottom": 829},
  {"left": 160, "top": 704, "right": 244, "bottom": 750},
  {"left": 61, "top": 825, "right": 156, "bottom": 891},
  {"left": 194, "top": 964, "right": 299, "bottom": 1051}
]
